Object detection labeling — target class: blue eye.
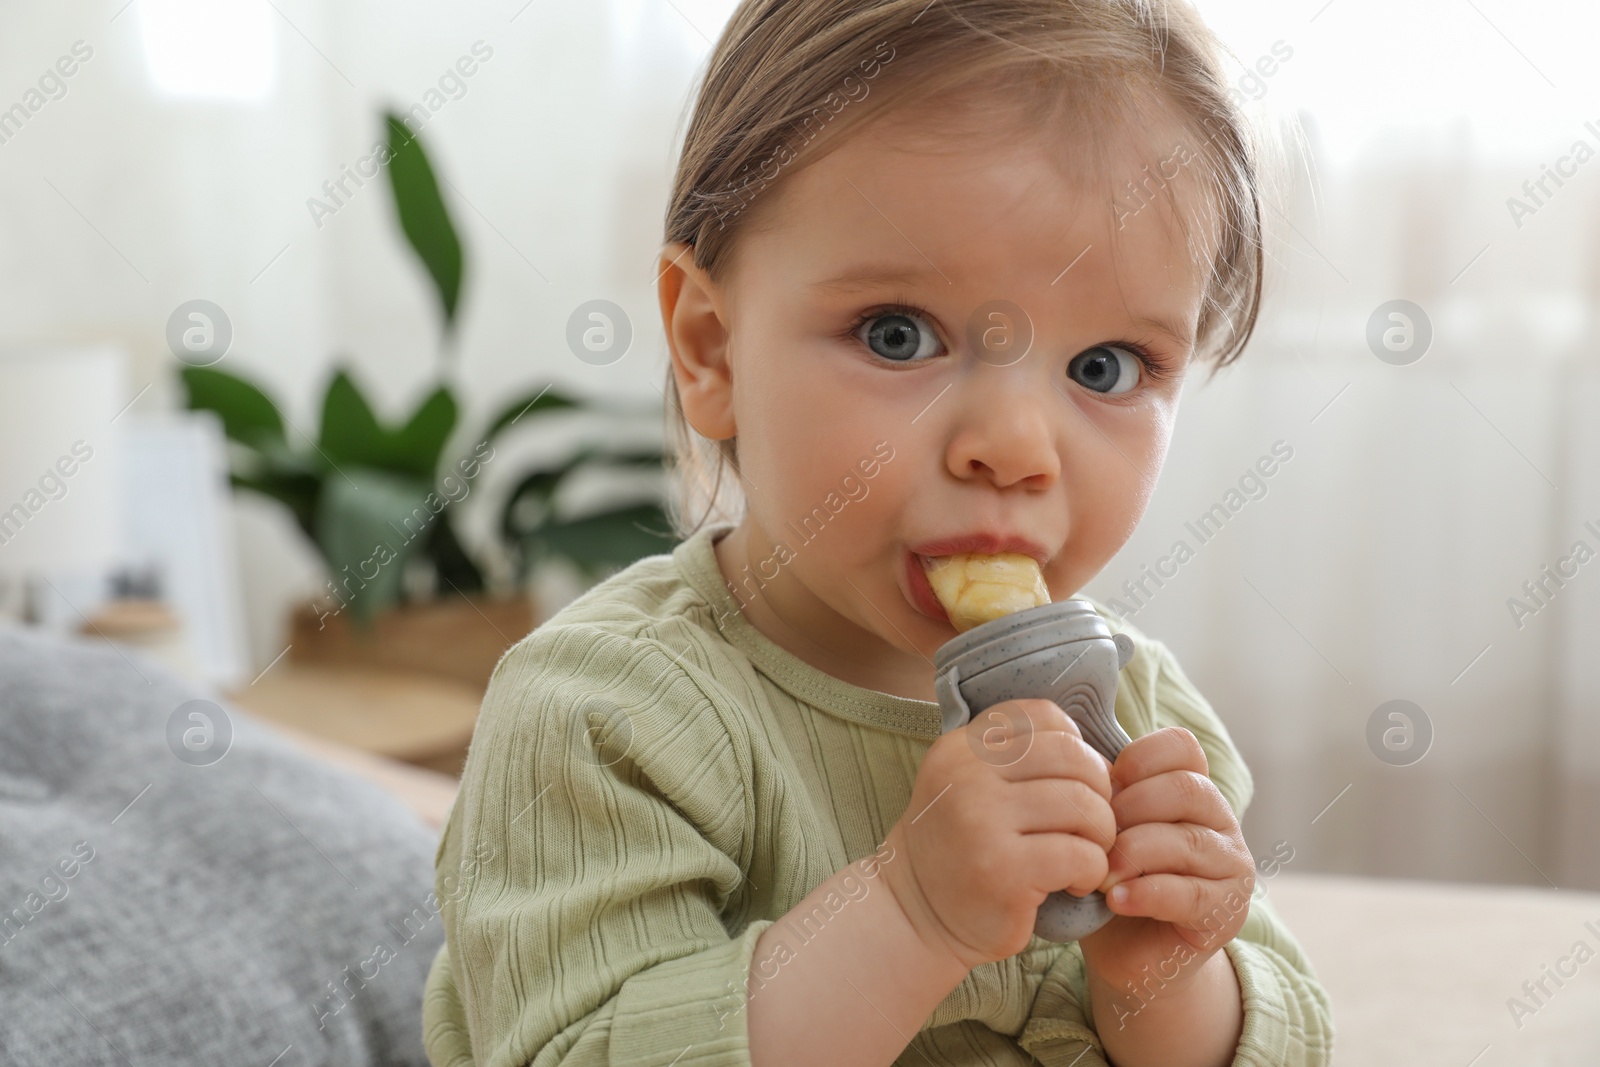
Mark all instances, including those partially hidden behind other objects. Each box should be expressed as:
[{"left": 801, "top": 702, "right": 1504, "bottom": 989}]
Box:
[
  {"left": 859, "top": 312, "right": 941, "bottom": 362},
  {"left": 1067, "top": 346, "right": 1141, "bottom": 394}
]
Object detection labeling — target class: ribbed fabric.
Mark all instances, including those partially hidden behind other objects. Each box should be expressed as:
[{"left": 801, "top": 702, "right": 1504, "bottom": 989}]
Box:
[{"left": 422, "top": 522, "right": 1333, "bottom": 1066}]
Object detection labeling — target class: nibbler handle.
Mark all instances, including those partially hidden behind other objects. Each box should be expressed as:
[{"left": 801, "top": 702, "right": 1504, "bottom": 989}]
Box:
[
  {"left": 935, "top": 630, "right": 1136, "bottom": 942},
  {"left": 1029, "top": 702, "right": 1132, "bottom": 943}
]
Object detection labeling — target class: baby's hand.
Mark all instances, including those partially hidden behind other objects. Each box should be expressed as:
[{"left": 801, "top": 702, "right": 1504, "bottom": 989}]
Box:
[
  {"left": 1078, "top": 726, "right": 1256, "bottom": 994},
  {"left": 880, "top": 699, "right": 1117, "bottom": 973}
]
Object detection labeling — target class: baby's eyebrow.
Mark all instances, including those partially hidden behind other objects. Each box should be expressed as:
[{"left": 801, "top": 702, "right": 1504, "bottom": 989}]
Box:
[
  {"left": 1127, "top": 310, "right": 1197, "bottom": 346},
  {"left": 810, "top": 262, "right": 940, "bottom": 292}
]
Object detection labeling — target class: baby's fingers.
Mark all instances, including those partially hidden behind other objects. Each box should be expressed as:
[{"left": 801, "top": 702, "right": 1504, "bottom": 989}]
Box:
[
  {"left": 1109, "top": 726, "right": 1207, "bottom": 795},
  {"left": 1100, "top": 821, "right": 1250, "bottom": 891},
  {"left": 1112, "top": 768, "right": 1237, "bottom": 834},
  {"left": 1104, "top": 872, "right": 1254, "bottom": 948}
]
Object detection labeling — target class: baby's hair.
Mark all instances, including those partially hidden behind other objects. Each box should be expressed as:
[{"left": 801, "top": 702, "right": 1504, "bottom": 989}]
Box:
[{"left": 661, "top": 0, "right": 1279, "bottom": 539}]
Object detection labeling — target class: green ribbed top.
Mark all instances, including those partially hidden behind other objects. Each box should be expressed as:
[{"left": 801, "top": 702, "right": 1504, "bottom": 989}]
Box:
[{"left": 422, "top": 522, "right": 1332, "bottom": 1066}]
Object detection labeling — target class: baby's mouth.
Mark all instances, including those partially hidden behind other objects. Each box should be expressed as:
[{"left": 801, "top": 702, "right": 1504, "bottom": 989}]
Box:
[{"left": 917, "top": 552, "right": 1052, "bottom": 633}]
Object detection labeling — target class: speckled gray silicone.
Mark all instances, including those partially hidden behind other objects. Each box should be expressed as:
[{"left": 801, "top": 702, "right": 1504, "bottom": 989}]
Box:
[{"left": 933, "top": 598, "right": 1136, "bottom": 943}]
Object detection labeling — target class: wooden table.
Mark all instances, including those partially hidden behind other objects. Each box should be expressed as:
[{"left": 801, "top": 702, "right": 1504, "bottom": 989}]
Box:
[{"left": 227, "top": 663, "right": 483, "bottom": 777}]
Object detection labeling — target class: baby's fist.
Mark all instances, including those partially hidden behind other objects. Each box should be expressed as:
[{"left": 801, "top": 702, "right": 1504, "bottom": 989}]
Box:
[
  {"left": 883, "top": 699, "right": 1117, "bottom": 972},
  {"left": 1085, "top": 727, "right": 1255, "bottom": 979}
]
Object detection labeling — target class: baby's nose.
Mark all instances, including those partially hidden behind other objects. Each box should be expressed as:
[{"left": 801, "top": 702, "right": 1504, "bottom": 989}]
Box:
[{"left": 944, "top": 381, "right": 1061, "bottom": 489}]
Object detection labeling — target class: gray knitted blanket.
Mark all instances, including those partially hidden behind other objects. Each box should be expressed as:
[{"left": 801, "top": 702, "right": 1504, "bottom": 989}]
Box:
[{"left": 0, "top": 624, "right": 444, "bottom": 1066}]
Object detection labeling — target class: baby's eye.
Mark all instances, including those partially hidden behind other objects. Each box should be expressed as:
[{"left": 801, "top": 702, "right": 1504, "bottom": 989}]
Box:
[
  {"left": 1067, "top": 345, "right": 1142, "bottom": 395},
  {"left": 858, "top": 311, "right": 942, "bottom": 362}
]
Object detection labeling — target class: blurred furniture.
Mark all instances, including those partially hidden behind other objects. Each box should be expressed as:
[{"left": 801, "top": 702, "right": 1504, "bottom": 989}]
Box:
[
  {"left": 228, "top": 662, "right": 483, "bottom": 777},
  {"left": 77, "top": 595, "right": 204, "bottom": 686},
  {"left": 115, "top": 410, "right": 250, "bottom": 688},
  {"left": 0, "top": 353, "right": 249, "bottom": 691},
  {"left": 288, "top": 593, "right": 532, "bottom": 692},
  {"left": 0, "top": 345, "right": 124, "bottom": 624}
]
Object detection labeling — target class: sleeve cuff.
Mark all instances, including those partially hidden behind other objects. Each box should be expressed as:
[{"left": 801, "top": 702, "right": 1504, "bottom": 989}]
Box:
[
  {"left": 609, "top": 919, "right": 778, "bottom": 1067},
  {"left": 1017, "top": 1016, "right": 1109, "bottom": 1067},
  {"left": 1017, "top": 944, "right": 1110, "bottom": 1067},
  {"left": 1224, "top": 937, "right": 1334, "bottom": 1067}
]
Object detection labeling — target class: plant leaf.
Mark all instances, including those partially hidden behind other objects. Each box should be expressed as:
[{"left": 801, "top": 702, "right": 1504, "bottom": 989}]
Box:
[
  {"left": 584, "top": 447, "right": 667, "bottom": 468},
  {"left": 499, "top": 468, "right": 567, "bottom": 542},
  {"left": 476, "top": 386, "right": 581, "bottom": 449},
  {"left": 319, "top": 368, "right": 460, "bottom": 482},
  {"left": 315, "top": 466, "right": 439, "bottom": 626},
  {"left": 230, "top": 469, "right": 321, "bottom": 542},
  {"left": 318, "top": 368, "right": 388, "bottom": 470},
  {"left": 384, "top": 111, "right": 463, "bottom": 331},
  {"left": 390, "top": 386, "right": 458, "bottom": 480},
  {"left": 424, "top": 509, "right": 485, "bottom": 595},
  {"left": 519, "top": 503, "right": 677, "bottom": 577},
  {"left": 180, "top": 366, "right": 285, "bottom": 448}
]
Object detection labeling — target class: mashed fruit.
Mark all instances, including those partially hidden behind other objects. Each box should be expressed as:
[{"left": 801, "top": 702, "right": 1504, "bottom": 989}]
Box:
[{"left": 921, "top": 552, "right": 1051, "bottom": 632}]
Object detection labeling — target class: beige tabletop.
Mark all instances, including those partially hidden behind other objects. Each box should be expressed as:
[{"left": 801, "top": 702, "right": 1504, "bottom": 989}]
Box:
[
  {"left": 227, "top": 662, "right": 483, "bottom": 775},
  {"left": 1267, "top": 870, "right": 1600, "bottom": 1066}
]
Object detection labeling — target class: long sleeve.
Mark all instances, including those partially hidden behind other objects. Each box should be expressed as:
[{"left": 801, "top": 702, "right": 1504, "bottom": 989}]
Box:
[
  {"left": 1016, "top": 630, "right": 1335, "bottom": 1066},
  {"left": 424, "top": 622, "right": 769, "bottom": 1067}
]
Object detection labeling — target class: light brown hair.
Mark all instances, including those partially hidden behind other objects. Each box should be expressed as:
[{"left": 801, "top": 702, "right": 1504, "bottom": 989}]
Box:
[{"left": 661, "top": 0, "right": 1276, "bottom": 539}]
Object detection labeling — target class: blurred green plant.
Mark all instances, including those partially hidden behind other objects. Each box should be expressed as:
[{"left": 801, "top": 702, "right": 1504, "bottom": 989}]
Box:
[{"left": 182, "top": 110, "right": 674, "bottom": 625}]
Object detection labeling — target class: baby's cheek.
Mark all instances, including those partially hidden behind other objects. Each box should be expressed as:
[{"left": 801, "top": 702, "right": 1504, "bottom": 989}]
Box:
[
  {"left": 1069, "top": 489, "right": 1150, "bottom": 581},
  {"left": 1045, "top": 547, "right": 1107, "bottom": 603},
  {"left": 818, "top": 469, "right": 897, "bottom": 558}
]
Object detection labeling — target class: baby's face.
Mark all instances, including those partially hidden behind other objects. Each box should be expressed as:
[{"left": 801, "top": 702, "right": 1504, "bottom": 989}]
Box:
[{"left": 669, "top": 95, "right": 1214, "bottom": 668}]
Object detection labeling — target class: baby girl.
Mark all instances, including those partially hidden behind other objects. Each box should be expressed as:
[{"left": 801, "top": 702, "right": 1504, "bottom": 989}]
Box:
[{"left": 423, "top": 2, "right": 1333, "bottom": 1065}]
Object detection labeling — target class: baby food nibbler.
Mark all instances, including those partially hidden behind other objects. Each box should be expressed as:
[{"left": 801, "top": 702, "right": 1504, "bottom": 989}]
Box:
[{"left": 923, "top": 552, "right": 1135, "bottom": 942}]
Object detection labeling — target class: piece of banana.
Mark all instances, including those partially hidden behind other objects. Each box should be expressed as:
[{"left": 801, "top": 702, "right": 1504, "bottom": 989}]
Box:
[{"left": 921, "top": 552, "right": 1051, "bottom": 632}]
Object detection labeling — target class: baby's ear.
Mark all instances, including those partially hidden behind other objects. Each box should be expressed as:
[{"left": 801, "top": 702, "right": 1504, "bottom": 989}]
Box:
[{"left": 658, "top": 242, "right": 736, "bottom": 441}]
